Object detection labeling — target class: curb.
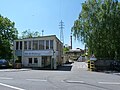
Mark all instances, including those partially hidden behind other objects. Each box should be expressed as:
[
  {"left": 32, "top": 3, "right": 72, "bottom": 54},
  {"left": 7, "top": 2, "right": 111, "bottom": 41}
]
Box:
[{"left": 0, "top": 69, "right": 31, "bottom": 72}]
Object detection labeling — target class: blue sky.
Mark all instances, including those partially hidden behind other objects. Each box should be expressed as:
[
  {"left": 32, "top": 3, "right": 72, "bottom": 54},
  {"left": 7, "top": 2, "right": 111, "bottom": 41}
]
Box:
[{"left": 0, "top": 0, "right": 85, "bottom": 49}]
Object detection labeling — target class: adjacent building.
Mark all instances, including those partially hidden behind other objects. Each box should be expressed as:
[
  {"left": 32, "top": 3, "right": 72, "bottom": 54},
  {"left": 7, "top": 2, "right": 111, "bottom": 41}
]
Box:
[
  {"left": 13, "top": 35, "right": 63, "bottom": 69},
  {"left": 64, "top": 49, "right": 84, "bottom": 63}
]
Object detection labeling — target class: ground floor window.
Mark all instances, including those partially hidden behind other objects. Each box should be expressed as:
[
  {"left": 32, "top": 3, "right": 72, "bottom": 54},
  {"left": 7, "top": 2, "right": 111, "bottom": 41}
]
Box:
[
  {"left": 34, "top": 58, "right": 38, "bottom": 63},
  {"left": 29, "top": 58, "right": 32, "bottom": 64}
]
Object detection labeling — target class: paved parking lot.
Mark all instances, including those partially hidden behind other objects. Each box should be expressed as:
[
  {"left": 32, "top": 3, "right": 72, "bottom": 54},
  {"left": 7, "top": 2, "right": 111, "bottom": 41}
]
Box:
[{"left": 0, "top": 62, "right": 120, "bottom": 90}]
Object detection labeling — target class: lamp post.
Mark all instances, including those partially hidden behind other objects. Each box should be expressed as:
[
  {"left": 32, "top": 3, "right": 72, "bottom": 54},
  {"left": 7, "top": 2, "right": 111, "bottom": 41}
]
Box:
[{"left": 51, "top": 49, "right": 55, "bottom": 69}]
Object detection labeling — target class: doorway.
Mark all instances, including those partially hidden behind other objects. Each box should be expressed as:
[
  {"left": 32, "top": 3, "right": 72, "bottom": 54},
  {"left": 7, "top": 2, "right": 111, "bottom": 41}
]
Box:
[{"left": 42, "top": 56, "right": 51, "bottom": 68}]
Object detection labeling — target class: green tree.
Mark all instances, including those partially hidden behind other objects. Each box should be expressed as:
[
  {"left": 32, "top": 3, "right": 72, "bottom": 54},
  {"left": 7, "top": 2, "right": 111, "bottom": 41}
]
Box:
[
  {"left": 21, "top": 29, "right": 41, "bottom": 38},
  {"left": 72, "top": 0, "right": 120, "bottom": 60},
  {"left": 0, "top": 15, "right": 18, "bottom": 60},
  {"left": 63, "top": 44, "right": 70, "bottom": 53},
  {"left": 63, "top": 47, "right": 70, "bottom": 52}
]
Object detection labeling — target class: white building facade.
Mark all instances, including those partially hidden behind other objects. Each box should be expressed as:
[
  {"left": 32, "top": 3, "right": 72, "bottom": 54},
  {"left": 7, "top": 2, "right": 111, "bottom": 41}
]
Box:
[{"left": 13, "top": 35, "right": 63, "bottom": 69}]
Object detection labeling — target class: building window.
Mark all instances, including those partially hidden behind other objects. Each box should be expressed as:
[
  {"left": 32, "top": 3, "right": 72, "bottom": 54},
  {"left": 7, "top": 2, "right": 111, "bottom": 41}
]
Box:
[
  {"left": 34, "top": 58, "right": 38, "bottom": 63},
  {"left": 56, "top": 41, "right": 59, "bottom": 51},
  {"left": 16, "top": 42, "right": 19, "bottom": 50},
  {"left": 33, "top": 40, "right": 38, "bottom": 50},
  {"left": 46, "top": 40, "right": 49, "bottom": 49},
  {"left": 50, "top": 40, "right": 53, "bottom": 49},
  {"left": 29, "top": 58, "right": 32, "bottom": 64},
  {"left": 20, "top": 41, "right": 22, "bottom": 50},
  {"left": 28, "top": 41, "right": 31, "bottom": 50},
  {"left": 24, "top": 41, "right": 27, "bottom": 50},
  {"left": 39, "top": 40, "right": 44, "bottom": 50}
]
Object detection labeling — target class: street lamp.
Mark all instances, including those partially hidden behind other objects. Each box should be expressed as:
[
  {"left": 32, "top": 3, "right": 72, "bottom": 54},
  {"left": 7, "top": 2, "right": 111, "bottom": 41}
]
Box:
[{"left": 51, "top": 49, "right": 55, "bottom": 69}]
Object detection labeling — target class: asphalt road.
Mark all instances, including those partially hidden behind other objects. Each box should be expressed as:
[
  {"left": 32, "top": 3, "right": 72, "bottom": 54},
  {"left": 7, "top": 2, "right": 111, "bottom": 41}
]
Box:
[{"left": 0, "top": 62, "right": 120, "bottom": 90}]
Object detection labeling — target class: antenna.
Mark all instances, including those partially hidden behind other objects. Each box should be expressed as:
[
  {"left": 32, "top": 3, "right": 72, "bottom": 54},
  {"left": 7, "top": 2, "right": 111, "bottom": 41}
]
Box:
[
  {"left": 42, "top": 30, "right": 44, "bottom": 36},
  {"left": 59, "top": 20, "right": 64, "bottom": 45}
]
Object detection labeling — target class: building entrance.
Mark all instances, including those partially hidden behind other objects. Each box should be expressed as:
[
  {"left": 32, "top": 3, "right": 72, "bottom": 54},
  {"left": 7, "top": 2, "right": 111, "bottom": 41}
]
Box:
[{"left": 42, "top": 56, "right": 52, "bottom": 68}]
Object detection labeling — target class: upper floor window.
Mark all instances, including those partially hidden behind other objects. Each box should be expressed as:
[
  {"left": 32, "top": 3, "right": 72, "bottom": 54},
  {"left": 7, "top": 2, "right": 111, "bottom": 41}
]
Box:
[
  {"left": 16, "top": 42, "right": 19, "bottom": 50},
  {"left": 33, "top": 40, "right": 38, "bottom": 50},
  {"left": 24, "top": 41, "right": 27, "bottom": 50},
  {"left": 56, "top": 41, "right": 59, "bottom": 51},
  {"left": 20, "top": 41, "right": 22, "bottom": 50},
  {"left": 28, "top": 41, "right": 31, "bottom": 50},
  {"left": 46, "top": 40, "right": 49, "bottom": 49},
  {"left": 39, "top": 40, "right": 44, "bottom": 50},
  {"left": 50, "top": 40, "right": 53, "bottom": 49}
]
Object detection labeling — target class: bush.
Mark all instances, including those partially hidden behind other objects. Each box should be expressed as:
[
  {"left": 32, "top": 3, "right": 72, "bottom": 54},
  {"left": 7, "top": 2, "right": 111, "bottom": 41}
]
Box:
[{"left": 15, "top": 60, "right": 21, "bottom": 63}]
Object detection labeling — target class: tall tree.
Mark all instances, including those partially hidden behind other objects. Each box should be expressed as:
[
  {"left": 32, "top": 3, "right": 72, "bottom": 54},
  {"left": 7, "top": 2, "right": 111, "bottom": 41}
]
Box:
[
  {"left": 72, "top": 0, "right": 120, "bottom": 60},
  {"left": 0, "top": 15, "right": 18, "bottom": 60}
]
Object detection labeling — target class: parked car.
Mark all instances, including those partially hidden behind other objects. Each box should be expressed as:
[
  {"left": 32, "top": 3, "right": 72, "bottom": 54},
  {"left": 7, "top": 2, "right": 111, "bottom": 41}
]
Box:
[{"left": 0, "top": 59, "right": 11, "bottom": 68}]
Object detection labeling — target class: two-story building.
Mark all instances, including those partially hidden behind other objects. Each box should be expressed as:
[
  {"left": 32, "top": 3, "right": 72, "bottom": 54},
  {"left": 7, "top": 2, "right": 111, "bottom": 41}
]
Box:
[{"left": 13, "top": 35, "right": 63, "bottom": 69}]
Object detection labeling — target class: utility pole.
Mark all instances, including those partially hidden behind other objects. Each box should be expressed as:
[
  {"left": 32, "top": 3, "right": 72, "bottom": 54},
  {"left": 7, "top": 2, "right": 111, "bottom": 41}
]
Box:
[
  {"left": 70, "top": 31, "right": 72, "bottom": 49},
  {"left": 59, "top": 20, "right": 64, "bottom": 45}
]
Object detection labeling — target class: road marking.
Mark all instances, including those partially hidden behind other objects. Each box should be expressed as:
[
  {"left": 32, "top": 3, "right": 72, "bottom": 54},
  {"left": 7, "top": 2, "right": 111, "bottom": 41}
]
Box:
[
  {"left": 0, "top": 82, "right": 25, "bottom": 90},
  {"left": 26, "top": 79, "right": 47, "bottom": 82},
  {"left": 0, "top": 77, "right": 13, "bottom": 80},
  {"left": 98, "top": 82, "right": 120, "bottom": 85},
  {"left": 65, "top": 80, "right": 84, "bottom": 83}
]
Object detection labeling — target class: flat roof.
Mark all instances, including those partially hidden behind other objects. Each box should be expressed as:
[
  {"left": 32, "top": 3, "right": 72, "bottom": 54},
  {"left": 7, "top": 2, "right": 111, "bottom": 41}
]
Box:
[{"left": 15, "top": 35, "right": 63, "bottom": 44}]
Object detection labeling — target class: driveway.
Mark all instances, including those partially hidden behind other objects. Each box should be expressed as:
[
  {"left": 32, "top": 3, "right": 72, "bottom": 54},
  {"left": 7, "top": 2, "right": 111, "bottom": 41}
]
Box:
[{"left": 71, "top": 61, "right": 88, "bottom": 71}]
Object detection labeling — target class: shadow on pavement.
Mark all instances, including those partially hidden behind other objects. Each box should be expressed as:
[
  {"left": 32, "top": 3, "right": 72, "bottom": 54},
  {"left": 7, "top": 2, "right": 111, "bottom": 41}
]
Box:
[
  {"left": 57, "top": 65, "right": 72, "bottom": 71},
  {"left": 30, "top": 64, "right": 73, "bottom": 71}
]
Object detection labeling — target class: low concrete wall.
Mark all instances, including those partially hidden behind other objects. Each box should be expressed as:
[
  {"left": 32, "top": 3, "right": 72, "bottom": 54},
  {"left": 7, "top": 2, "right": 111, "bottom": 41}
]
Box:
[{"left": 94, "top": 60, "right": 114, "bottom": 71}]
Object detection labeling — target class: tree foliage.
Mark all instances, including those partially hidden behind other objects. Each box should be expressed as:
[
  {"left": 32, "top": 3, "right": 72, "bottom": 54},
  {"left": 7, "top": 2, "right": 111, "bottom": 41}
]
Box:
[
  {"left": 63, "top": 44, "right": 70, "bottom": 53},
  {"left": 72, "top": 0, "right": 120, "bottom": 60},
  {"left": 0, "top": 15, "right": 18, "bottom": 59},
  {"left": 21, "top": 29, "right": 41, "bottom": 38},
  {"left": 63, "top": 47, "right": 70, "bottom": 53}
]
